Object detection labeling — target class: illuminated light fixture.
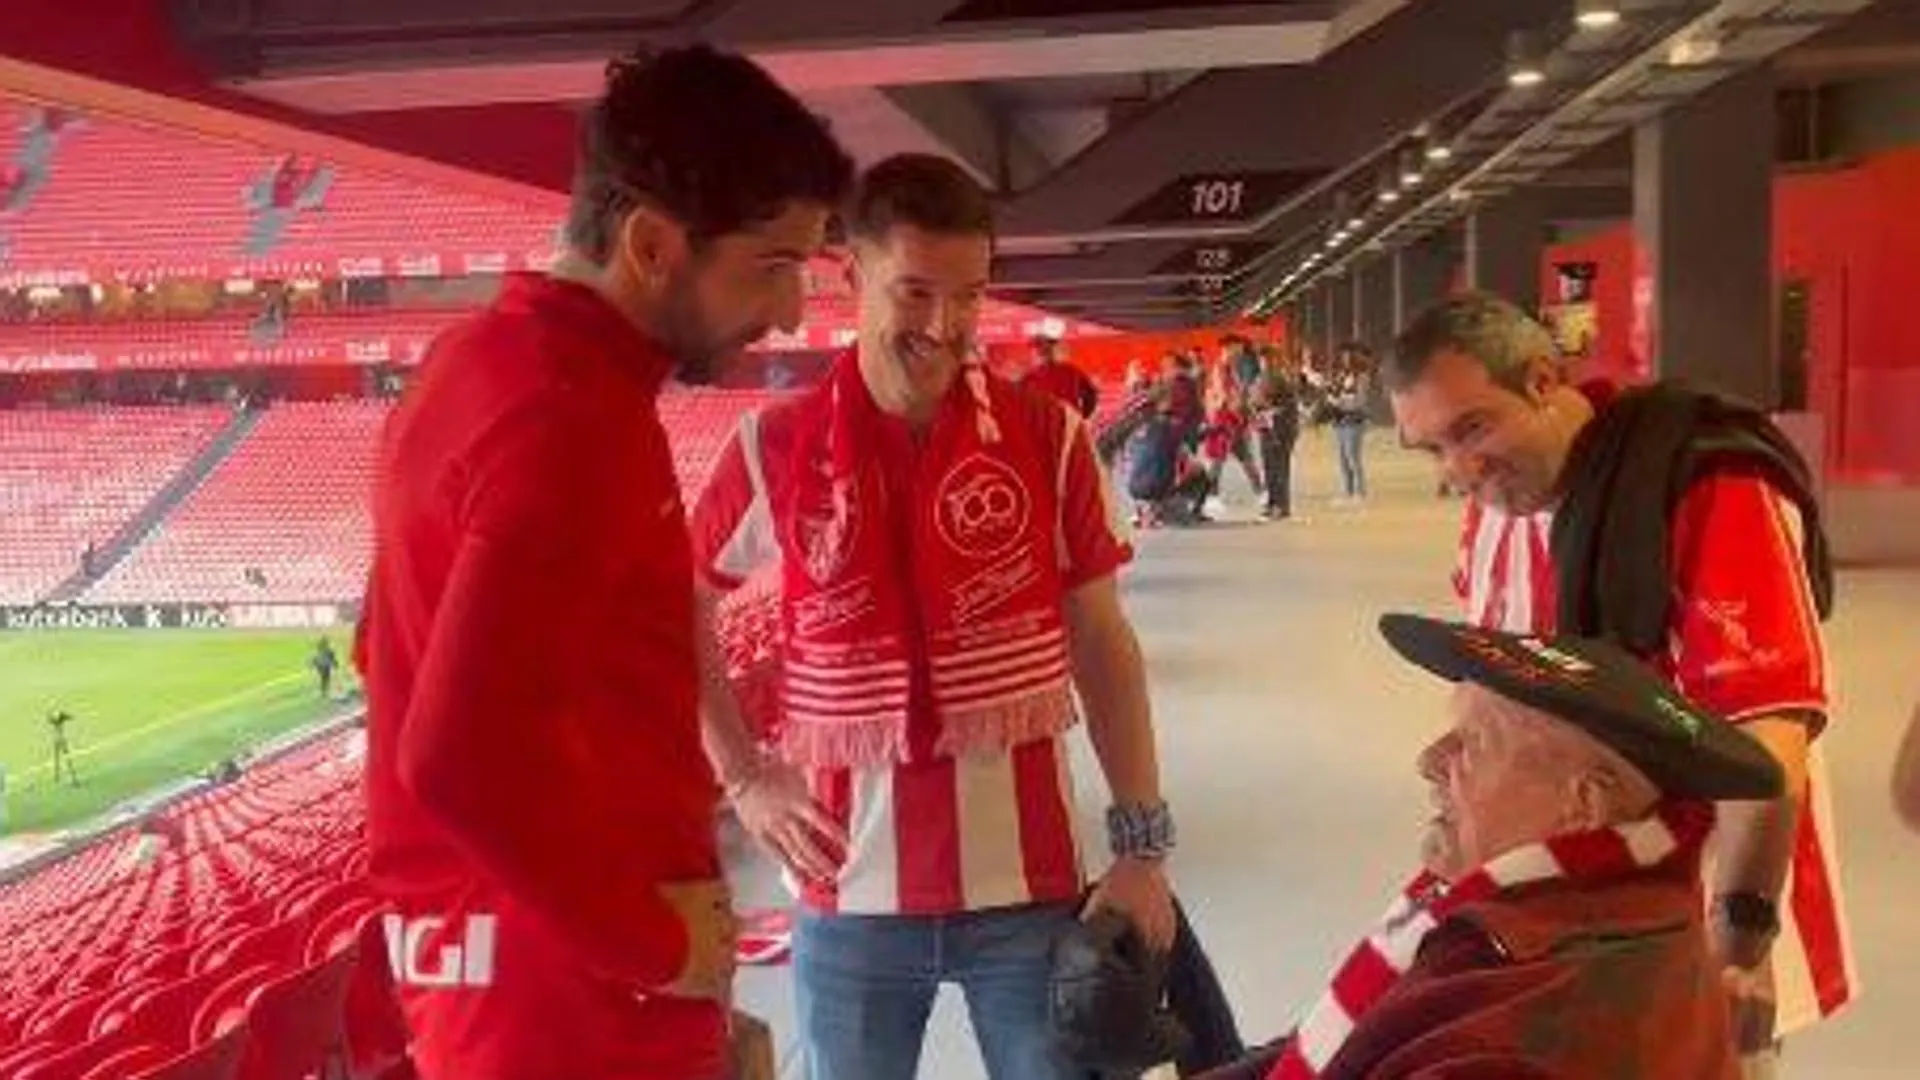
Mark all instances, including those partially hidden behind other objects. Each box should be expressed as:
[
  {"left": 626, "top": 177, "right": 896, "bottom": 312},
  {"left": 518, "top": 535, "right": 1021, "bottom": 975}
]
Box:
[
  {"left": 1378, "top": 173, "right": 1402, "bottom": 205},
  {"left": 1333, "top": 191, "right": 1364, "bottom": 232},
  {"left": 1667, "top": 34, "right": 1722, "bottom": 66},
  {"left": 1425, "top": 135, "right": 1453, "bottom": 163},
  {"left": 1399, "top": 149, "right": 1425, "bottom": 188},
  {"left": 1448, "top": 187, "right": 1474, "bottom": 204},
  {"left": 1575, "top": 0, "right": 1621, "bottom": 30},
  {"left": 1506, "top": 31, "right": 1547, "bottom": 88}
]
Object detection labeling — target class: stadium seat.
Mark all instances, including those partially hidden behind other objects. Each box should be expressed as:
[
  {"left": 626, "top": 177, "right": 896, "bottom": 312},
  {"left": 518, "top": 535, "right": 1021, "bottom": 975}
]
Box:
[
  {"left": 232, "top": 948, "right": 357, "bottom": 1080},
  {"left": 76, "top": 1042, "right": 177, "bottom": 1080},
  {"left": 106, "top": 1027, "right": 246, "bottom": 1080},
  {"left": 190, "top": 963, "right": 279, "bottom": 1044},
  {"left": 86, "top": 401, "right": 388, "bottom": 605},
  {"left": 11, "top": 1030, "right": 141, "bottom": 1080},
  {"left": 0, "top": 405, "right": 229, "bottom": 602},
  {"left": 21, "top": 984, "right": 119, "bottom": 1048}
]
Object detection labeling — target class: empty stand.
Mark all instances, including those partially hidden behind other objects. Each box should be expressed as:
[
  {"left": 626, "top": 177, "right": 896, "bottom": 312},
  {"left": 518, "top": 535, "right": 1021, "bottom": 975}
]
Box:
[
  {"left": 87, "top": 401, "right": 388, "bottom": 605},
  {"left": 656, "top": 388, "right": 784, "bottom": 494},
  {"left": 0, "top": 104, "right": 557, "bottom": 283},
  {"left": 0, "top": 309, "right": 464, "bottom": 372},
  {"left": 0, "top": 729, "right": 393, "bottom": 1080},
  {"left": 0, "top": 406, "right": 229, "bottom": 603}
]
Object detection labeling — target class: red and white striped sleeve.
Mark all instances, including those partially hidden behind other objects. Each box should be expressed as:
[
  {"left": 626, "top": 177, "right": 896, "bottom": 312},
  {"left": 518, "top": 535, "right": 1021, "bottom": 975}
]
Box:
[
  {"left": 1665, "top": 471, "right": 1830, "bottom": 733},
  {"left": 1053, "top": 407, "right": 1133, "bottom": 589},
  {"left": 688, "top": 411, "right": 779, "bottom": 591}
]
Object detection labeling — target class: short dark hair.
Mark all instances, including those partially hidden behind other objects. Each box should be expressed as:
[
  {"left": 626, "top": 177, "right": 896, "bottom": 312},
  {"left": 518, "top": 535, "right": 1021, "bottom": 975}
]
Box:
[
  {"left": 565, "top": 44, "right": 855, "bottom": 262},
  {"left": 1387, "top": 291, "right": 1556, "bottom": 393},
  {"left": 845, "top": 153, "right": 994, "bottom": 244}
]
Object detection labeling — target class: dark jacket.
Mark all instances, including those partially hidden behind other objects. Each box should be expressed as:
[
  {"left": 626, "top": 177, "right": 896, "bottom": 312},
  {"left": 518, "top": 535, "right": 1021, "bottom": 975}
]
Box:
[
  {"left": 1127, "top": 415, "right": 1182, "bottom": 501},
  {"left": 1199, "top": 862, "right": 1736, "bottom": 1080},
  {"left": 1551, "top": 383, "right": 1833, "bottom": 655}
]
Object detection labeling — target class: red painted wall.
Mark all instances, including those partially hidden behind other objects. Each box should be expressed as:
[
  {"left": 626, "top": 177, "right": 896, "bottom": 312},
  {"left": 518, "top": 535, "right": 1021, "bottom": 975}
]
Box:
[
  {"left": 1539, "top": 226, "right": 1638, "bottom": 385},
  {"left": 1539, "top": 148, "right": 1920, "bottom": 483}
]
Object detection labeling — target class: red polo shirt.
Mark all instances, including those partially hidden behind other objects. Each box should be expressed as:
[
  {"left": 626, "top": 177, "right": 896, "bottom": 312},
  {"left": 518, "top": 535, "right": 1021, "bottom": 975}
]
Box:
[{"left": 359, "top": 274, "right": 725, "bottom": 1079}]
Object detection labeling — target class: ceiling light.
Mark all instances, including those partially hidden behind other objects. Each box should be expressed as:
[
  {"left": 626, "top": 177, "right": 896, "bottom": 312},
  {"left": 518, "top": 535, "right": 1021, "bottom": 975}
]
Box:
[
  {"left": 1379, "top": 187, "right": 1401, "bottom": 205},
  {"left": 1506, "top": 31, "right": 1547, "bottom": 88},
  {"left": 1575, "top": 0, "right": 1621, "bottom": 30},
  {"left": 1347, "top": 212, "right": 1366, "bottom": 230},
  {"left": 1425, "top": 138, "right": 1453, "bottom": 163},
  {"left": 1399, "top": 149, "right": 1425, "bottom": 188}
]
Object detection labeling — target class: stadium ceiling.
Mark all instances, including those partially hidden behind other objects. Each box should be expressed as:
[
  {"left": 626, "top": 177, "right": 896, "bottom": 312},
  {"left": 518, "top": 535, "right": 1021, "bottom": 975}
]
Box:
[{"left": 0, "top": 0, "right": 1912, "bottom": 330}]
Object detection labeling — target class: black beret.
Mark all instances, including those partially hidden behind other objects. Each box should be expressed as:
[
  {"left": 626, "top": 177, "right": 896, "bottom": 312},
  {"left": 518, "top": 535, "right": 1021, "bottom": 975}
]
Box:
[
  {"left": 1050, "top": 909, "right": 1190, "bottom": 1072},
  {"left": 1378, "top": 614, "right": 1784, "bottom": 801}
]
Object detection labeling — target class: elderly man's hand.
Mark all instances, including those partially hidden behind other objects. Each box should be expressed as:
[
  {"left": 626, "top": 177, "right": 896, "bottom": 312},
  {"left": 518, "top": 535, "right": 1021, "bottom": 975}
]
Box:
[{"left": 1085, "top": 856, "right": 1176, "bottom": 953}]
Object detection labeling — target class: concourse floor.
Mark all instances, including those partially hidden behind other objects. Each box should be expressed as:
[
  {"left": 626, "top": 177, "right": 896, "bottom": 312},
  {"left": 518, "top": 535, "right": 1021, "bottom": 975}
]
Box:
[{"left": 733, "top": 429, "right": 1920, "bottom": 1079}]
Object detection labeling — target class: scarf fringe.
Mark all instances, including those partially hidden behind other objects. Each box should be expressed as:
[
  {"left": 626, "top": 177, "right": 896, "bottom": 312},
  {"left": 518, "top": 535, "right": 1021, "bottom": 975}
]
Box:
[
  {"left": 778, "top": 716, "right": 910, "bottom": 771},
  {"left": 934, "top": 684, "right": 1079, "bottom": 760}
]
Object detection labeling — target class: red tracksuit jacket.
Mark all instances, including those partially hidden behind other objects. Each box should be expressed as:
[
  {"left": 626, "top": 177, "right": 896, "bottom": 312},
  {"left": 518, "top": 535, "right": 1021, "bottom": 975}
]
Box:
[{"left": 359, "top": 274, "right": 726, "bottom": 1080}]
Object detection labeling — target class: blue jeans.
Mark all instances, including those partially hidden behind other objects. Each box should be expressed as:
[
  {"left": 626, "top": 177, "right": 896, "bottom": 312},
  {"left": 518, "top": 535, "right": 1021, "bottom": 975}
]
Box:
[
  {"left": 793, "top": 903, "right": 1082, "bottom": 1080},
  {"left": 1334, "top": 421, "right": 1367, "bottom": 497}
]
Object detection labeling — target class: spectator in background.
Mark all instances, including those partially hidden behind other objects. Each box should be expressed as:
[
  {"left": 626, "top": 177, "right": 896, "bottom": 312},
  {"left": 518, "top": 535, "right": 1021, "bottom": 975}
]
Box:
[
  {"left": 1895, "top": 697, "right": 1920, "bottom": 834},
  {"left": 47, "top": 709, "right": 78, "bottom": 787},
  {"left": 311, "top": 637, "right": 338, "bottom": 699},
  {"left": 1022, "top": 334, "right": 1100, "bottom": 418},
  {"left": 1329, "top": 343, "right": 1375, "bottom": 503},
  {"left": 1199, "top": 377, "right": 1262, "bottom": 512},
  {"left": 1129, "top": 400, "right": 1211, "bottom": 527},
  {"left": 1253, "top": 347, "right": 1303, "bottom": 522},
  {"left": 1222, "top": 334, "right": 1263, "bottom": 398},
  {"left": 356, "top": 44, "right": 853, "bottom": 1080},
  {"left": 1164, "top": 352, "right": 1205, "bottom": 450}
]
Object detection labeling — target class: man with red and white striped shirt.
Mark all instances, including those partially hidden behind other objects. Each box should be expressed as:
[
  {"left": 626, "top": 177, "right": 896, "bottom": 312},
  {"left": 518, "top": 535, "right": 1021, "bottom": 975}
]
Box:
[
  {"left": 691, "top": 154, "right": 1173, "bottom": 1080},
  {"left": 1386, "top": 292, "right": 1854, "bottom": 1075}
]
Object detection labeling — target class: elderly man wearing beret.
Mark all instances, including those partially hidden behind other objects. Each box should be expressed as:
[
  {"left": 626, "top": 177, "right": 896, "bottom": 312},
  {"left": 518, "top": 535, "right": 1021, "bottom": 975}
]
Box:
[{"left": 1203, "top": 614, "right": 1786, "bottom": 1080}]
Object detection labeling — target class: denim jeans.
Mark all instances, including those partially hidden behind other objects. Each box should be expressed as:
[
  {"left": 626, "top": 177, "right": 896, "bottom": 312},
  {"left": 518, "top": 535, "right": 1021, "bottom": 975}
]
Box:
[
  {"left": 793, "top": 903, "right": 1082, "bottom": 1080},
  {"left": 1333, "top": 421, "right": 1368, "bottom": 497}
]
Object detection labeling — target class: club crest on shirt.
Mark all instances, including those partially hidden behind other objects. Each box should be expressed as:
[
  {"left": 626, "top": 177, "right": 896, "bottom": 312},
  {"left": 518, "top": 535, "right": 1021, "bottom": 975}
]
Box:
[
  {"left": 935, "top": 454, "right": 1031, "bottom": 560},
  {"left": 792, "top": 466, "right": 862, "bottom": 586}
]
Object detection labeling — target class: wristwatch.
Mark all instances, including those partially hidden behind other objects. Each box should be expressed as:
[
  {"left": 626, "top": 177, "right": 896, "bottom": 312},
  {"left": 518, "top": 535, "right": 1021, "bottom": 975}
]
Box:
[
  {"left": 1106, "top": 801, "right": 1177, "bottom": 861},
  {"left": 1714, "top": 892, "right": 1780, "bottom": 939}
]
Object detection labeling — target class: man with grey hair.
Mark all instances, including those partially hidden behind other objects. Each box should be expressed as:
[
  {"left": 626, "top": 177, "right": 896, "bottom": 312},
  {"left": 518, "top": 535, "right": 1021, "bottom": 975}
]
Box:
[{"left": 1383, "top": 290, "right": 1854, "bottom": 1075}]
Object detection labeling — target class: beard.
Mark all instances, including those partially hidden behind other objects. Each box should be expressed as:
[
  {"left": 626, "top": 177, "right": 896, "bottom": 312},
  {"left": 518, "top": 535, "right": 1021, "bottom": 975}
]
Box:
[{"left": 655, "top": 271, "right": 764, "bottom": 387}]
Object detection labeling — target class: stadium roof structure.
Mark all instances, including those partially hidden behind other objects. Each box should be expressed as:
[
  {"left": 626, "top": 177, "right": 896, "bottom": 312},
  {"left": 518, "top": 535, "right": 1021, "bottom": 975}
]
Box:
[{"left": 1, "top": 0, "right": 1914, "bottom": 330}]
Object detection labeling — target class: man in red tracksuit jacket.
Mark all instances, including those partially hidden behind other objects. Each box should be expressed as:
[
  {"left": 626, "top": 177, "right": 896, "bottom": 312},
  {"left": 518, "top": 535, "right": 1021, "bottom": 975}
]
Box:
[{"left": 357, "top": 45, "right": 853, "bottom": 1080}]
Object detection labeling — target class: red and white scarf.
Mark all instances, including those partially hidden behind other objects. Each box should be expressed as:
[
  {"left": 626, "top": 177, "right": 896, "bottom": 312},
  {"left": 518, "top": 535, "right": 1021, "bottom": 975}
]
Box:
[
  {"left": 775, "top": 351, "right": 1077, "bottom": 769},
  {"left": 1268, "top": 801, "right": 1715, "bottom": 1080}
]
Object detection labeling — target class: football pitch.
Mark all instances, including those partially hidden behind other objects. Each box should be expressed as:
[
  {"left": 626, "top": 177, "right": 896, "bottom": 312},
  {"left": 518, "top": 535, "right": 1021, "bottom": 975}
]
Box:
[{"left": 0, "top": 629, "right": 358, "bottom": 835}]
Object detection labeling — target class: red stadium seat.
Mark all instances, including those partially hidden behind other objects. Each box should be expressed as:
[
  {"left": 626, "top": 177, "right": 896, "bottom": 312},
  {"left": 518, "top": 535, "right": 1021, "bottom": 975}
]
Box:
[
  {"left": 11, "top": 1031, "right": 140, "bottom": 1080},
  {"left": 191, "top": 963, "right": 279, "bottom": 1045},
  {"left": 22, "top": 984, "right": 118, "bottom": 1048},
  {"left": 233, "top": 949, "right": 357, "bottom": 1080},
  {"left": 0, "top": 1042, "right": 61, "bottom": 1078},
  {"left": 88, "top": 976, "right": 166, "bottom": 1039},
  {"left": 110, "top": 1027, "right": 246, "bottom": 1080},
  {"left": 77, "top": 1042, "right": 176, "bottom": 1080}
]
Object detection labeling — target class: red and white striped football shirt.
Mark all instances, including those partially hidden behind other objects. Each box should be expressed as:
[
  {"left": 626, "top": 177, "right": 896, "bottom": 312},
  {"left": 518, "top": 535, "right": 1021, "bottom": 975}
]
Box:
[
  {"left": 692, "top": 381, "right": 1131, "bottom": 915},
  {"left": 1454, "top": 473, "right": 1856, "bottom": 1034}
]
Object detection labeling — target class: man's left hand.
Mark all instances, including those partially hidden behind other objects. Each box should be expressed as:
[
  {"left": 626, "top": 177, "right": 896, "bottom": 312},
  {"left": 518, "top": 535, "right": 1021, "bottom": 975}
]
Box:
[{"left": 1084, "top": 856, "right": 1176, "bottom": 953}]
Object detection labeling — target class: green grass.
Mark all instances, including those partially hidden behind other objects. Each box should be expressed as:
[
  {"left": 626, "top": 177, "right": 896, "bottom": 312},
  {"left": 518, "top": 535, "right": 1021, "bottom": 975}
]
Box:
[{"left": 0, "top": 629, "right": 358, "bottom": 834}]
